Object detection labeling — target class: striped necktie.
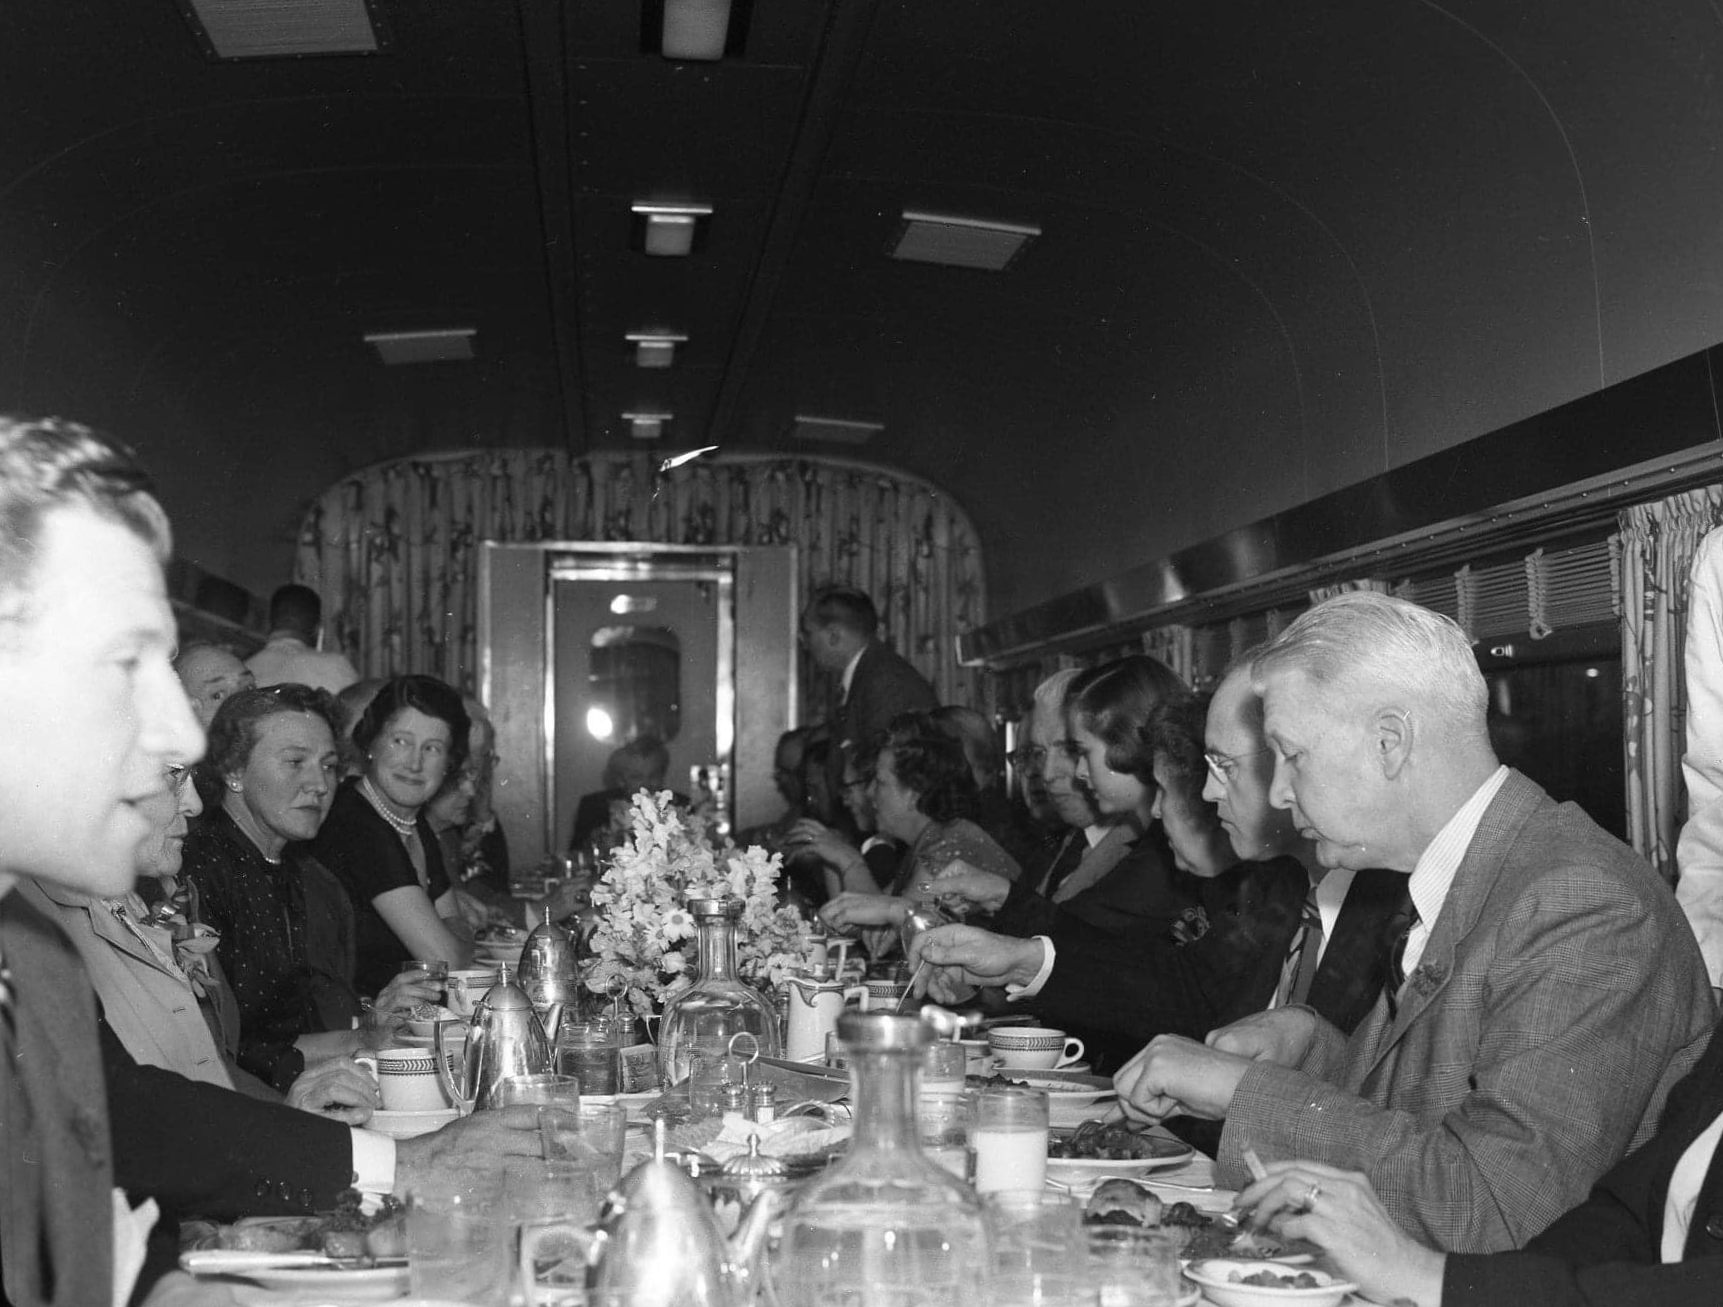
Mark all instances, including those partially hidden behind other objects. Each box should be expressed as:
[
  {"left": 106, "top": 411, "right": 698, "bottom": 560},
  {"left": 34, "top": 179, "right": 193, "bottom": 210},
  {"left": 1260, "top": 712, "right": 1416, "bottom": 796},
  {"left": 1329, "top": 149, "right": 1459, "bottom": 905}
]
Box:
[
  {"left": 0, "top": 947, "right": 13, "bottom": 1043},
  {"left": 1276, "top": 888, "right": 1323, "bottom": 1007},
  {"left": 1385, "top": 907, "right": 1421, "bottom": 1018}
]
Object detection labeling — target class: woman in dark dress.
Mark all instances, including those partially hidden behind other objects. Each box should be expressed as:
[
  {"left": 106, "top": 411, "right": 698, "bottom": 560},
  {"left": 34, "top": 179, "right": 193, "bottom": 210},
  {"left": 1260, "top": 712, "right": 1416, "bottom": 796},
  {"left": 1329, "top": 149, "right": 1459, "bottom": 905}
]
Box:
[
  {"left": 313, "top": 674, "right": 475, "bottom": 995},
  {"left": 183, "top": 685, "right": 428, "bottom": 1091}
]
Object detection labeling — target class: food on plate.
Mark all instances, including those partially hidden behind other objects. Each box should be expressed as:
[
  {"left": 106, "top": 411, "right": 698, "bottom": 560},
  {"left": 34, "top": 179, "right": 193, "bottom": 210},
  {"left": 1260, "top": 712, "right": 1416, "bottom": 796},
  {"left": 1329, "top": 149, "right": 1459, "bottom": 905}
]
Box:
[
  {"left": 1048, "top": 1119, "right": 1168, "bottom": 1159},
  {"left": 1081, "top": 1182, "right": 1310, "bottom": 1261},
  {"left": 1230, "top": 1269, "right": 1324, "bottom": 1288},
  {"left": 186, "top": 1191, "right": 405, "bottom": 1261},
  {"left": 474, "top": 921, "right": 525, "bottom": 944}
]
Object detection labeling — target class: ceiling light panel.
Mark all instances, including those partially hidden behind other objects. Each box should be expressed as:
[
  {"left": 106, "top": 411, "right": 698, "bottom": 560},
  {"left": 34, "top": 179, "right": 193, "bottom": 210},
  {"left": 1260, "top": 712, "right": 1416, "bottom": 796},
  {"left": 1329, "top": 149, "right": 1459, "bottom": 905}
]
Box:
[
  {"left": 179, "top": 0, "right": 386, "bottom": 59},
  {"left": 627, "top": 333, "right": 688, "bottom": 368},
  {"left": 632, "top": 203, "right": 712, "bottom": 257},
  {"left": 791, "top": 415, "right": 884, "bottom": 445},
  {"left": 891, "top": 211, "right": 1041, "bottom": 272},
  {"left": 363, "top": 329, "right": 475, "bottom": 365},
  {"left": 622, "top": 412, "right": 673, "bottom": 441}
]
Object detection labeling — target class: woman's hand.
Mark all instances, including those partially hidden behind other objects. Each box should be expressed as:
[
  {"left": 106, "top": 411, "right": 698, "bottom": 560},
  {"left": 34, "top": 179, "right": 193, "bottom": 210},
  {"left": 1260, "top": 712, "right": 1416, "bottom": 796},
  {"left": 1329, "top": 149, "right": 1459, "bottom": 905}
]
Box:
[
  {"left": 819, "top": 892, "right": 911, "bottom": 933},
  {"left": 786, "top": 819, "right": 864, "bottom": 869},
  {"left": 1234, "top": 1162, "right": 1445, "bottom": 1307},
  {"left": 373, "top": 971, "right": 441, "bottom": 1016},
  {"left": 287, "top": 1055, "right": 380, "bottom": 1126},
  {"left": 926, "top": 858, "right": 1011, "bottom": 914}
]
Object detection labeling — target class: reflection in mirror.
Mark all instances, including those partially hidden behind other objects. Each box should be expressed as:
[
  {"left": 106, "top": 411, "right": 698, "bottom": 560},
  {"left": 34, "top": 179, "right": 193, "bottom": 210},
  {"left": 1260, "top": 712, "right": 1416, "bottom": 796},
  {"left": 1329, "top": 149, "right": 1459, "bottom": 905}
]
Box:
[{"left": 589, "top": 624, "right": 682, "bottom": 744}]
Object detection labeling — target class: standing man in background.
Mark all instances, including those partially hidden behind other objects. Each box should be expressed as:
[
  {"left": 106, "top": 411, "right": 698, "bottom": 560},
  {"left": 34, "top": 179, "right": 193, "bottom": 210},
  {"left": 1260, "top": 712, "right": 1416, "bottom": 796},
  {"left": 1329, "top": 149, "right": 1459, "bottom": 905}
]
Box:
[
  {"left": 247, "top": 583, "right": 359, "bottom": 695},
  {"left": 800, "top": 585, "right": 937, "bottom": 803}
]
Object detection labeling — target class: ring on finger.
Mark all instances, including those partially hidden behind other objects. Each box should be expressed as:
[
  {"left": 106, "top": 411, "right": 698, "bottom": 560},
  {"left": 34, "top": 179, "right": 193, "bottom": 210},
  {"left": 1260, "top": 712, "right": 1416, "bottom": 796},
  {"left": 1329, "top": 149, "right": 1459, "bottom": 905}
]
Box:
[{"left": 1300, "top": 1181, "right": 1322, "bottom": 1210}]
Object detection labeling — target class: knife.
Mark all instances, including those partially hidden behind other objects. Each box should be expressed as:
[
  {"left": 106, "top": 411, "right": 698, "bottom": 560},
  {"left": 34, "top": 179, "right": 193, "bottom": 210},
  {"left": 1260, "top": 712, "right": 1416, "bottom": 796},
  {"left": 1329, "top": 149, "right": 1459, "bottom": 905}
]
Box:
[{"left": 180, "top": 1250, "right": 408, "bottom": 1273}]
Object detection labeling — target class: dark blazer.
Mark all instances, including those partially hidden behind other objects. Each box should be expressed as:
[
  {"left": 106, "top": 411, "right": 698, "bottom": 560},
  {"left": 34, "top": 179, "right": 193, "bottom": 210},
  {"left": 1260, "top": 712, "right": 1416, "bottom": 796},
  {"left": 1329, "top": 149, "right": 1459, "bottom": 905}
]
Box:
[
  {"left": 1447, "top": 1015, "right": 1723, "bottom": 1307},
  {"left": 0, "top": 892, "right": 114, "bottom": 1307},
  {"left": 992, "top": 826, "right": 1204, "bottom": 942},
  {"left": 831, "top": 641, "right": 938, "bottom": 775}
]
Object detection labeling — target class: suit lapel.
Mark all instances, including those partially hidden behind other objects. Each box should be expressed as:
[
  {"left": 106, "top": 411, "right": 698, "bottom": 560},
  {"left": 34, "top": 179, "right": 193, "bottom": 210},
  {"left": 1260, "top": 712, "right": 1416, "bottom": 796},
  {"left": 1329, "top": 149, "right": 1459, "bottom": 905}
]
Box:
[{"left": 1359, "top": 771, "right": 1544, "bottom": 1074}]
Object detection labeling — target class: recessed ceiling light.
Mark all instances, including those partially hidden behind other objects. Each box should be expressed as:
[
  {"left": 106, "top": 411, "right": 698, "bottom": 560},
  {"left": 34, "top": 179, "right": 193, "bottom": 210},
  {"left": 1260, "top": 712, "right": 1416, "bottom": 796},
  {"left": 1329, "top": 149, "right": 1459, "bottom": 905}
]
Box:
[
  {"left": 362, "top": 329, "right": 475, "bottom": 365},
  {"left": 890, "top": 211, "right": 1041, "bottom": 271},
  {"left": 626, "top": 333, "right": 688, "bottom": 368},
  {"left": 632, "top": 203, "right": 712, "bottom": 257},
  {"left": 178, "top": 0, "right": 387, "bottom": 59},
  {"left": 661, "top": 0, "right": 732, "bottom": 60},
  {"left": 791, "top": 415, "right": 884, "bottom": 445},
  {"left": 622, "top": 411, "right": 673, "bottom": 441}
]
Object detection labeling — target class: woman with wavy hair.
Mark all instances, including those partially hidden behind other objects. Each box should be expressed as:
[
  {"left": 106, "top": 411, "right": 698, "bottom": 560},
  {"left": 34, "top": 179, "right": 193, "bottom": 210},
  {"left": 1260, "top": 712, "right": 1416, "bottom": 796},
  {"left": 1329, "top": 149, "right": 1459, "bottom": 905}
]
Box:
[{"left": 313, "top": 673, "right": 476, "bottom": 994}]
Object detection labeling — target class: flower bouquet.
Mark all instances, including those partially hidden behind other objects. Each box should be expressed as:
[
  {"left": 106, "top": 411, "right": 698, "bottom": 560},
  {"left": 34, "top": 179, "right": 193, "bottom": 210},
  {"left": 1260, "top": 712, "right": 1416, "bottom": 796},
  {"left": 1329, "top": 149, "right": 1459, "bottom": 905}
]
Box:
[{"left": 584, "top": 789, "right": 811, "bottom": 1023}]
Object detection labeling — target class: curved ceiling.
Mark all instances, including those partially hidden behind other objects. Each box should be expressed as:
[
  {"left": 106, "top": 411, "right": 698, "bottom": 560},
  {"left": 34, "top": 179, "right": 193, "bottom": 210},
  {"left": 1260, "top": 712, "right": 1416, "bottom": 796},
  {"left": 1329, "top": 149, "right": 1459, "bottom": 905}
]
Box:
[{"left": 2, "top": 1, "right": 1721, "bottom": 618}]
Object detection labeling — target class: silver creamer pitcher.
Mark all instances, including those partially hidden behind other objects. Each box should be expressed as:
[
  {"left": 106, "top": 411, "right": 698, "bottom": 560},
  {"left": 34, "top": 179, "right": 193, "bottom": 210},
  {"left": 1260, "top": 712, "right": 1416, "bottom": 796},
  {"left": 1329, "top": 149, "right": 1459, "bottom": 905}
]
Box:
[{"left": 434, "top": 970, "right": 552, "bottom": 1111}]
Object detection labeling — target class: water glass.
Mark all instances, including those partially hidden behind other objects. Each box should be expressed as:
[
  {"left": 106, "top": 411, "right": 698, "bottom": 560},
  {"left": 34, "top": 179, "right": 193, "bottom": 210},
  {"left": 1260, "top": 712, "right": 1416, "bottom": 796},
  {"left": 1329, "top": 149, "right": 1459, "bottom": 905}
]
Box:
[
  {"left": 400, "top": 958, "right": 449, "bottom": 983},
  {"left": 969, "top": 1085, "right": 1049, "bottom": 1194},
  {"left": 555, "top": 1017, "right": 622, "bottom": 1096},
  {"left": 986, "top": 1191, "right": 1086, "bottom": 1307},
  {"left": 407, "top": 1173, "right": 508, "bottom": 1306},
  {"left": 544, "top": 1101, "right": 629, "bottom": 1189},
  {"left": 919, "top": 1041, "right": 968, "bottom": 1147},
  {"left": 509, "top": 1159, "right": 601, "bottom": 1307},
  {"left": 1086, "top": 1227, "right": 1186, "bottom": 1307}
]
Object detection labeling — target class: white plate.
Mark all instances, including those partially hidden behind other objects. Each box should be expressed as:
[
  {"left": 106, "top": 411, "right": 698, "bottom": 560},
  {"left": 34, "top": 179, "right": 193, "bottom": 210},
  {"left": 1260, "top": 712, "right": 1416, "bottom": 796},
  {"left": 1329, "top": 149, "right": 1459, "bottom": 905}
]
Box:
[
  {"left": 202, "top": 1264, "right": 409, "bottom": 1303},
  {"left": 1183, "top": 1259, "right": 1354, "bottom": 1307},
  {"left": 1046, "top": 1149, "right": 1193, "bottom": 1184},
  {"left": 367, "top": 1106, "right": 459, "bottom": 1138}
]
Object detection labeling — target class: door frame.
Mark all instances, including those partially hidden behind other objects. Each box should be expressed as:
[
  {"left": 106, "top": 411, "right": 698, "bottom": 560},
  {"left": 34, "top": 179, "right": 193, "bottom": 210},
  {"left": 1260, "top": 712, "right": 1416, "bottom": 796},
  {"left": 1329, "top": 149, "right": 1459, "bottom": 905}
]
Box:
[{"left": 478, "top": 541, "right": 799, "bottom": 868}]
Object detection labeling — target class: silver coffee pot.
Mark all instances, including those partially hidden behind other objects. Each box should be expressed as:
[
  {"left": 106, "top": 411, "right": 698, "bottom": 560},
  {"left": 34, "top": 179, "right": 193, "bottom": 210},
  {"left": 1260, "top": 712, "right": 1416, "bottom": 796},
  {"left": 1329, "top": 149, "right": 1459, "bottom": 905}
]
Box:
[
  {"left": 517, "top": 917, "right": 581, "bottom": 1043},
  {"left": 433, "top": 970, "right": 552, "bottom": 1111}
]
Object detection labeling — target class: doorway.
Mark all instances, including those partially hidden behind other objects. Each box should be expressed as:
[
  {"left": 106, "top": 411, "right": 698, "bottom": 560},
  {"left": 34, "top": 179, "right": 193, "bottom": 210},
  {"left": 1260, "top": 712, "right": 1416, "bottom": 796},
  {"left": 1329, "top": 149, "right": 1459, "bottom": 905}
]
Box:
[
  {"left": 480, "top": 542, "right": 799, "bottom": 868},
  {"left": 549, "top": 559, "right": 731, "bottom": 855}
]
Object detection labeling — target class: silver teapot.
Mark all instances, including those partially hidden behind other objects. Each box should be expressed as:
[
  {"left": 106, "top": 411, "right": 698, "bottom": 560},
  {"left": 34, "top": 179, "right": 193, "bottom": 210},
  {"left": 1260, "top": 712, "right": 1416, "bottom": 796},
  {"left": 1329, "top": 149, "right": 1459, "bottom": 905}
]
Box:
[
  {"left": 586, "top": 1120, "right": 781, "bottom": 1307},
  {"left": 433, "top": 971, "right": 552, "bottom": 1111}
]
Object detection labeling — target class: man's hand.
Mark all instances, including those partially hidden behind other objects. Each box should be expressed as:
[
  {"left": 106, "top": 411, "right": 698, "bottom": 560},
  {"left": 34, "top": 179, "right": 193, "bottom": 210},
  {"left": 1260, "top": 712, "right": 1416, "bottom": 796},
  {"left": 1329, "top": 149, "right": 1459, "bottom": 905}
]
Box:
[
  {"left": 394, "top": 1105, "right": 547, "bottom": 1195},
  {"left": 907, "top": 923, "right": 1044, "bottom": 1000},
  {"left": 287, "top": 1055, "right": 379, "bottom": 1125},
  {"left": 373, "top": 971, "right": 441, "bottom": 1015},
  {"left": 1205, "top": 1006, "right": 1319, "bottom": 1068},
  {"left": 926, "top": 859, "right": 1012, "bottom": 915},
  {"left": 1114, "top": 1034, "right": 1255, "bottom": 1124}
]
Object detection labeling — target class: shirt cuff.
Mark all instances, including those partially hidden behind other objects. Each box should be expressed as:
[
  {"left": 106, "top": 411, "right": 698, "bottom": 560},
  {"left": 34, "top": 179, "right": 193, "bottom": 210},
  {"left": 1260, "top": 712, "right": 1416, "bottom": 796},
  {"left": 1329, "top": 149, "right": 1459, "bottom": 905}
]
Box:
[
  {"left": 1005, "top": 936, "right": 1056, "bottom": 1000},
  {"left": 349, "top": 1128, "right": 397, "bottom": 1195}
]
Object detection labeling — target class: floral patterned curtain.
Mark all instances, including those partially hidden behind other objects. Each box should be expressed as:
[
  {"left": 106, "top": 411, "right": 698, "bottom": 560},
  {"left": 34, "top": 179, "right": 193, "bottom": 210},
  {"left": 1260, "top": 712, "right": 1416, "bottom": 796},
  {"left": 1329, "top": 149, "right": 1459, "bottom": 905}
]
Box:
[
  {"left": 1616, "top": 486, "right": 1723, "bottom": 882},
  {"left": 292, "top": 449, "right": 987, "bottom": 713}
]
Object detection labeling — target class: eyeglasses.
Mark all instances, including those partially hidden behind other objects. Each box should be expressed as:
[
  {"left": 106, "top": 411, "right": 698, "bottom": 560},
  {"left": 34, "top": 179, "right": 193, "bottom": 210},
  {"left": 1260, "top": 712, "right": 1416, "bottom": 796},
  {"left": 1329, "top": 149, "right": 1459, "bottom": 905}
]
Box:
[
  {"left": 1203, "top": 746, "right": 1274, "bottom": 784},
  {"left": 841, "top": 774, "right": 874, "bottom": 794},
  {"left": 1007, "top": 745, "right": 1049, "bottom": 769}
]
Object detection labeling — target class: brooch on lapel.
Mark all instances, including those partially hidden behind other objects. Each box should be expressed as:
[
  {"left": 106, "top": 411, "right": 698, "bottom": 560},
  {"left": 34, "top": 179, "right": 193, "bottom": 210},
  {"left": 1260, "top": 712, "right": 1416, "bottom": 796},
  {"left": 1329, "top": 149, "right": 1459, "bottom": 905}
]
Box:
[{"left": 1407, "top": 962, "right": 1447, "bottom": 998}]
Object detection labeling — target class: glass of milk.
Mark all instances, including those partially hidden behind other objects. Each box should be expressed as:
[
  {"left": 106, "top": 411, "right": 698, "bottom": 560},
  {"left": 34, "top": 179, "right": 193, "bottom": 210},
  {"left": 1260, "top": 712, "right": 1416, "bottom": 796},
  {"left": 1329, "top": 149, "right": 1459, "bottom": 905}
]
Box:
[{"left": 969, "top": 1085, "right": 1049, "bottom": 1193}]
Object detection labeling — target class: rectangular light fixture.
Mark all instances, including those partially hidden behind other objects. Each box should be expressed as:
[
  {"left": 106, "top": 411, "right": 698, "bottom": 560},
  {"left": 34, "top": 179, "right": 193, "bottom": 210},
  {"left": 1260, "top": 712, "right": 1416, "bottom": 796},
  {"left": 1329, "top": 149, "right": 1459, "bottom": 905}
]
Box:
[
  {"left": 622, "top": 411, "right": 673, "bottom": 441},
  {"left": 632, "top": 203, "right": 712, "bottom": 257},
  {"left": 178, "top": 0, "right": 386, "bottom": 59},
  {"left": 662, "top": 0, "right": 733, "bottom": 60},
  {"left": 891, "top": 211, "right": 1041, "bottom": 271},
  {"left": 626, "top": 332, "right": 688, "bottom": 368},
  {"left": 362, "top": 328, "right": 475, "bottom": 365},
  {"left": 791, "top": 415, "right": 884, "bottom": 445}
]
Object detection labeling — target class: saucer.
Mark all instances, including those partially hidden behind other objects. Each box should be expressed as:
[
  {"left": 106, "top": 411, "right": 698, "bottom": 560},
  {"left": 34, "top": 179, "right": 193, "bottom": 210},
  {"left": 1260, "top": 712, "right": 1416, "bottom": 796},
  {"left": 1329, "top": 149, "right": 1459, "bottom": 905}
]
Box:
[{"left": 366, "top": 1107, "right": 459, "bottom": 1139}]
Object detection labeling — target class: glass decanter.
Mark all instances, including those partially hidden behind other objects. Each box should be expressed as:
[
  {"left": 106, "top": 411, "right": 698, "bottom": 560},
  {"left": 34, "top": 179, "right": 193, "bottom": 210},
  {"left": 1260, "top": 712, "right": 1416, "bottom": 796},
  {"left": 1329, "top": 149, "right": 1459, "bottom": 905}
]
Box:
[
  {"left": 657, "top": 895, "right": 782, "bottom": 1090},
  {"left": 778, "top": 1012, "right": 990, "bottom": 1307}
]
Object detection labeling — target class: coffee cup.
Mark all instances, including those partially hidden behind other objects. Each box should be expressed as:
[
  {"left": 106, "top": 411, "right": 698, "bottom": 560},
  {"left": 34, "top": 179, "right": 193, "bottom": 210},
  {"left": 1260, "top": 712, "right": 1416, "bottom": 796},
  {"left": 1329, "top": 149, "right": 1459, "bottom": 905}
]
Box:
[
  {"left": 988, "top": 1026, "right": 1085, "bottom": 1071},
  {"left": 445, "top": 968, "right": 500, "bottom": 1018},
  {"left": 357, "top": 1046, "right": 456, "bottom": 1112},
  {"left": 861, "top": 978, "right": 909, "bottom": 1011}
]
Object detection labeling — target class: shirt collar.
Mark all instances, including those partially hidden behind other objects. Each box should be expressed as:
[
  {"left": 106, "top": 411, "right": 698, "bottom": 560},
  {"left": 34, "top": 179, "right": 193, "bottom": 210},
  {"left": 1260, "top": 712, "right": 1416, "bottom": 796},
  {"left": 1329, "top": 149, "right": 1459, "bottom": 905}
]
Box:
[
  {"left": 1310, "top": 865, "right": 1357, "bottom": 939},
  {"left": 840, "top": 646, "right": 866, "bottom": 699},
  {"left": 1406, "top": 764, "right": 1510, "bottom": 940}
]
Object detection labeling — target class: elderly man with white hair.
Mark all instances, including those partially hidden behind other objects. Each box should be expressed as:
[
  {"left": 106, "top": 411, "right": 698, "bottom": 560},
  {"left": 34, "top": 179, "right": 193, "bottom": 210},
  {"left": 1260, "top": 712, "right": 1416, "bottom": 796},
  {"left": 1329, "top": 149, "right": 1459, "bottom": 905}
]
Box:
[{"left": 1114, "top": 592, "right": 1715, "bottom": 1253}]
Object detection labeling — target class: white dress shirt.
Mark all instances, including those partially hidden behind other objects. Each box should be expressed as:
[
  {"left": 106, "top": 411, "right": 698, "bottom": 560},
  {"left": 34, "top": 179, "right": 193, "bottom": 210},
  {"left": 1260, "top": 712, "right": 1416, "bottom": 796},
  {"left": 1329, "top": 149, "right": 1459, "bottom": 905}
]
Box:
[
  {"left": 1662, "top": 1107, "right": 1723, "bottom": 1260},
  {"left": 1398, "top": 766, "right": 1510, "bottom": 981}
]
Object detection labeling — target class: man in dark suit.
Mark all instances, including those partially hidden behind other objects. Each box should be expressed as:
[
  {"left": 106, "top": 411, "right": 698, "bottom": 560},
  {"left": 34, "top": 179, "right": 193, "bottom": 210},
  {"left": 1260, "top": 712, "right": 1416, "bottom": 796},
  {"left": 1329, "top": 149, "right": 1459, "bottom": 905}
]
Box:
[
  {"left": 1117, "top": 593, "right": 1716, "bottom": 1253},
  {"left": 911, "top": 660, "right": 1407, "bottom": 1055},
  {"left": 0, "top": 418, "right": 538, "bottom": 1307},
  {"left": 800, "top": 585, "right": 937, "bottom": 802}
]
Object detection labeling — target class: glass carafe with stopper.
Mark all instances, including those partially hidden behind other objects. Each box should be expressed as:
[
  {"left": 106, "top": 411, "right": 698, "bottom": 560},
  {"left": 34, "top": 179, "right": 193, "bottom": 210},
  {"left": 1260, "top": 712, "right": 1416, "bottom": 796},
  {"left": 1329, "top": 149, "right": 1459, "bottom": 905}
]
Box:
[
  {"left": 778, "top": 1012, "right": 990, "bottom": 1307},
  {"left": 657, "top": 895, "right": 782, "bottom": 1091}
]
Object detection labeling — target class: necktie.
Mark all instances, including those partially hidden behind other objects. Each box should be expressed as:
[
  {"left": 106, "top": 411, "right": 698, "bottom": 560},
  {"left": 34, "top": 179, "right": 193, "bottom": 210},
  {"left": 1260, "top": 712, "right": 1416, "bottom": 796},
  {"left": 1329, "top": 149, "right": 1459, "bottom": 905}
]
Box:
[
  {"left": 1276, "top": 887, "right": 1323, "bottom": 1007},
  {"left": 1385, "top": 907, "right": 1421, "bottom": 1018},
  {"left": 1038, "top": 831, "right": 1085, "bottom": 898},
  {"left": 0, "top": 946, "right": 14, "bottom": 1045}
]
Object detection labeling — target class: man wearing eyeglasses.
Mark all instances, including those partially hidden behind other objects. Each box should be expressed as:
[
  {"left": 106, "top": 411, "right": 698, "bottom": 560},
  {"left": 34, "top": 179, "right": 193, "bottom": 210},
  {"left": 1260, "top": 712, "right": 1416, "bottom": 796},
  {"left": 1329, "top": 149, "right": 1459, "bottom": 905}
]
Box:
[{"left": 912, "top": 656, "right": 1405, "bottom": 1050}]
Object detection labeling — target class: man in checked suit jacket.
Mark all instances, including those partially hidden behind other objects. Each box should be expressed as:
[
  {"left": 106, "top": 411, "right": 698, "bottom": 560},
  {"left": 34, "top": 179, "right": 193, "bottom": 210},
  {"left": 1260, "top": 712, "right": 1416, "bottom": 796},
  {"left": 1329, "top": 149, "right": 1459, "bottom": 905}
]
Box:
[{"left": 1116, "top": 592, "right": 1717, "bottom": 1254}]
